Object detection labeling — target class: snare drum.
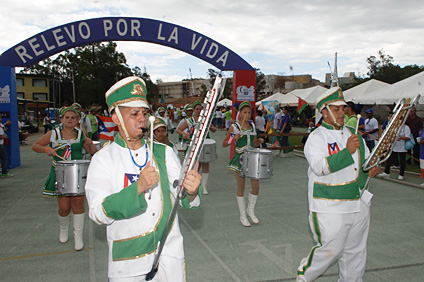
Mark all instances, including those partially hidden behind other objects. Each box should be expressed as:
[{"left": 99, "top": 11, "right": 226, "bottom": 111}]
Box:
[
  {"left": 55, "top": 160, "right": 90, "bottom": 196},
  {"left": 175, "top": 142, "right": 188, "bottom": 152},
  {"left": 241, "top": 148, "right": 273, "bottom": 180},
  {"left": 199, "top": 139, "right": 218, "bottom": 163}
]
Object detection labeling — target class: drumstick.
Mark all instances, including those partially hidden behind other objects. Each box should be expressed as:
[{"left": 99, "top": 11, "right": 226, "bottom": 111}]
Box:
[
  {"left": 55, "top": 154, "right": 67, "bottom": 161},
  {"left": 355, "top": 114, "right": 361, "bottom": 134}
]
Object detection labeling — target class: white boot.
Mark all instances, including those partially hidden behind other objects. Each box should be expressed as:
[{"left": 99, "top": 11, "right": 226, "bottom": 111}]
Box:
[
  {"left": 202, "top": 173, "right": 209, "bottom": 195},
  {"left": 236, "top": 196, "right": 251, "bottom": 227},
  {"left": 73, "top": 213, "right": 85, "bottom": 251},
  {"left": 58, "top": 214, "right": 70, "bottom": 243},
  {"left": 247, "top": 193, "right": 259, "bottom": 224}
]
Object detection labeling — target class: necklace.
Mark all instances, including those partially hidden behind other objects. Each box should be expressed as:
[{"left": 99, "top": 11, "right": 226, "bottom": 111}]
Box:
[{"left": 128, "top": 143, "right": 149, "bottom": 168}]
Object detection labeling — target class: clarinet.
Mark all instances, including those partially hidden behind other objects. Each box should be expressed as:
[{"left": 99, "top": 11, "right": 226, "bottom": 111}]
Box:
[{"left": 146, "top": 76, "right": 226, "bottom": 280}]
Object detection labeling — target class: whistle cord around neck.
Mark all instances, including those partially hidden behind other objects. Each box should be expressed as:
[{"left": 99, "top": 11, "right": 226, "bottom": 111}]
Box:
[{"left": 129, "top": 143, "right": 149, "bottom": 168}]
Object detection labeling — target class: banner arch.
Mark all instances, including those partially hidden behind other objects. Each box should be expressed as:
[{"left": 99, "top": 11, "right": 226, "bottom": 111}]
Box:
[{"left": 0, "top": 17, "right": 256, "bottom": 168}]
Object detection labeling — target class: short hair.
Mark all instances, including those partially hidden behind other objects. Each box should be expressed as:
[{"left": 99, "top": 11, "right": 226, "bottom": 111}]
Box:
[
  {"left": 346, "top": 101, "right": 355, "bottom": 111},
  {"left": 282, "top": 106, "right": 289, "bottom": 111}
]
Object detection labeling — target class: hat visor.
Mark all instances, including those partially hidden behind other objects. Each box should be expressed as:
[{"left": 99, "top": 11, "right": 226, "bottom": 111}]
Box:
[
  {"left": 320, "top": 100, "right": 347, "bottom": 112},
  {"left": 118, "top": 100, "right": 150, "bottom": 109},
  {"left": 328, "top": 101, "right": 347, "bottom": 107}
]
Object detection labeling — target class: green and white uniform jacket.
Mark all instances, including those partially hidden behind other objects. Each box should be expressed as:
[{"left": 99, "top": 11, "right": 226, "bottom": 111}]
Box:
[
  {"left": 304, "top": 121, "right": 370, "bottom": 214},
  {"left": 85, "top": 133, "right": 202, "bottom": 279}
]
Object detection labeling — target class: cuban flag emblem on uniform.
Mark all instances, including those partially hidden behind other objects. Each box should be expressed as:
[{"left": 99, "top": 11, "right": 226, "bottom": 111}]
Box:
[
  {"left": 328, "top": 142, "right": 340, "bottom": 155},
  {"left": 62, "top": 145, "right": 72, "bottom": 160},
  {"left": 124, "top": 173, "right": 139, "bottom": 188}
]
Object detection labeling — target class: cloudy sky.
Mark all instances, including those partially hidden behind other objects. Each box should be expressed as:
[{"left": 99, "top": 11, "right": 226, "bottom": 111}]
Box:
[{"left": 1, "top": 0, "right": 423, "bottom": 83}]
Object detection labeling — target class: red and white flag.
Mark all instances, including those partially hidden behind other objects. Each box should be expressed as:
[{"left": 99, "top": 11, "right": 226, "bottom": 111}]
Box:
[
  {"left": 62, "top": 145, "right": 72, "bottom": 160},
  {"left": 98, "top": 116, "right": 119, "bottom": 141}
]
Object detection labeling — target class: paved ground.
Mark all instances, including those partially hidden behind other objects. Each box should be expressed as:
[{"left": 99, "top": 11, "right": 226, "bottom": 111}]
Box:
[{"left": 1, "top": 128, "right": 423, "bottom": 281}]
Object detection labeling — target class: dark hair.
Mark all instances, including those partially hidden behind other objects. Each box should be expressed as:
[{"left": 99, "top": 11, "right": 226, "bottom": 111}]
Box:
[
  {"left": 282, "top": 106, "right": 289, "bottom": 111},
  {"left": 346, "top": 101, "right": 355, "bottom": 111},
  {"left": 257, "top": 110, "right": 263, "bottom": 116}
]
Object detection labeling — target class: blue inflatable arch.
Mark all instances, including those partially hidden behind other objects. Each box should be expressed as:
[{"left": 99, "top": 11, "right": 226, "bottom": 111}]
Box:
[
  {"left": 0, "top": 17, "right": 255, "bottom": 169},
  {"left": 0, "top": 17, "right": 254, "bottom": 70}
]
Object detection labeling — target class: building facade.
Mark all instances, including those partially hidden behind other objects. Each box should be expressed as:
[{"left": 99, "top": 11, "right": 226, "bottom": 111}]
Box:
[
  {"left": 158, "top": 79, "right": 211, "bottom": 102},
  {"left": 16, "top": 74, "right": 51, "bottom": 101}
]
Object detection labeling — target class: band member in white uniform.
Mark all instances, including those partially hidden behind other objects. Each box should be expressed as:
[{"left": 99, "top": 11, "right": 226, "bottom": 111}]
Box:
[
  {"left": 296, "top": 87, "right": 380, "bottom": 282},
  {"left": 157, "top": 107, "right": 174, "bottom": 134},
  {"left": 176, "top": 101, "right": 217, "bottom": 195},
  {"left": 85, "top": 77, "right": 202, "bottom": 282}
]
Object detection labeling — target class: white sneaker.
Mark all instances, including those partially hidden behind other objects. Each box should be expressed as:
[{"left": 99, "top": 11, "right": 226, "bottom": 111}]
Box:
[
  {"left": 398, "top": 175, "right": 404, "bottom": 180},
  {"left": 379, "top": 172, "right": 390, "bottom": 177},
  {"left": 280, "top": 153, "right": 290, "bottom": 158}
]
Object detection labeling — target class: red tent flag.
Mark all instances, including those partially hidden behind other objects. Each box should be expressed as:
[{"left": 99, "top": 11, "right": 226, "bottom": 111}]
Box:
[{"left": 297, "top": 98, "right": 308, "bottom": 114}]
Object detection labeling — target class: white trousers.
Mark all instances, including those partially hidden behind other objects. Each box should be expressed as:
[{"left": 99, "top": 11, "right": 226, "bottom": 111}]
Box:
[
  {"left": 109, "top": 256, "right": 186, "bottom": 282},
  {"left": 298, "top": 200, "right": 370, "bottom": 282}
]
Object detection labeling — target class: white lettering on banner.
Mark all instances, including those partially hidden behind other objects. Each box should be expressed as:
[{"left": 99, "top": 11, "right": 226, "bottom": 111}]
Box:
[
  {"left": 157, "top": 23, "right": 166, "bottom": 40},
  {"left": 40, "top": 35, "right": 55, "bottom": 51},
  {"left": 191, "top": 34, "right": 202, "bottom": 50},
  {"left": 64, "top": 26, "right": 76, "bottom": 42},
  {"left": 131, "top": 20, "right": 141, "bottom": 37},
  {"left": 117, "top": 19, "right": 127, "bottom": 36},
  {"left": 216, "top": 51, "right": 228, "bottom": 67},
  {"left": 15, "top": 46, "right": 33, "bottom": 63},
  {"left": 206, "top": 42, "right": 218, "bottom": 58},
  {"left": 200, "top": 39, "right": 208, "bottom": 54},
  {"left": 10, "top": 18, "right": 231, "bottom": 69},
  {"left": 79, "top": 22, "right": 90, "bottom": 39},
  {"left": 168, "top": 27, "right": 178, "bottom": 44},
  {"left": 28, "top": 38, "right": 44, "bottom": 57},
  {"left": 103, "top": 19, "right": 113, "bottom": 37},
  {"left": 52, "top": 28, "right": 67, "bottom": 47}
]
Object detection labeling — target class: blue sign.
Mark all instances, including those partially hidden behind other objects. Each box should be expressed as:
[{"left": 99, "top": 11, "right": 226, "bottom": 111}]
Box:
[{"left": 0, "top": 17, "right": 254, "bottom": 71}]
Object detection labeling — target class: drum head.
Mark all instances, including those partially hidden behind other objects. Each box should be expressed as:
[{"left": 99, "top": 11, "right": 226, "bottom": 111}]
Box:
[
  {"left": 57, "top": 160, "right": 91, "bottom": 165},
  {"left": 204, "top": 139, "right": 216, "bottom": 145}
]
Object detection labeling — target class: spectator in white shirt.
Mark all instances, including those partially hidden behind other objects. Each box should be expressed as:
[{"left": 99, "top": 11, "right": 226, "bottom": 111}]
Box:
[{"left": 364, "top": 109, "right": 379, "bottom": 151}]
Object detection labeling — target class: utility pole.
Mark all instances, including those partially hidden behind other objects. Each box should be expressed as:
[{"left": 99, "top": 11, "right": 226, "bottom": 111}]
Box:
[{"left": 72, "top": 71, "right": 76, "bottom": 103}]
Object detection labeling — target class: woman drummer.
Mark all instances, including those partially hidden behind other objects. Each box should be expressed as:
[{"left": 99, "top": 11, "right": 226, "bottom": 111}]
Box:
[
  {"left": 222, "top": 101, "right": 264, "bottom": 227},
  {"left": 176, "top": 101, "right": 216, "bottom": 195},
  {"left": 32, "top": 106, "right": 98, "bottom": 250},
  {"left": 152, "top": 116, "right": 179, "bottom": 156}
]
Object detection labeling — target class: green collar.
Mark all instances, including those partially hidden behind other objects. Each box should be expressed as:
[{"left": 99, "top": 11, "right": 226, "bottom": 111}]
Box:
[
  {"left": 321, "top": 121, "right": 344, "bottom": 131},
  {"left": 114, "top": 133, "right": 146, "bottom": 148}
]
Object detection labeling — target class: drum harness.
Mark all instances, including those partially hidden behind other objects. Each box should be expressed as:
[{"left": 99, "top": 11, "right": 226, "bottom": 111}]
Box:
[{"left": 146, "top": 76, "right": 226, "bottom": 281}]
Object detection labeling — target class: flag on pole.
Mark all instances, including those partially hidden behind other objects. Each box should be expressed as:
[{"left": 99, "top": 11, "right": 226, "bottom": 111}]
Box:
[
  {"left": 97, "top": 116, "right": 119, "bottom": 141},
  {"left": 297, "top": 98, "right": 308, "bottom": 114}
]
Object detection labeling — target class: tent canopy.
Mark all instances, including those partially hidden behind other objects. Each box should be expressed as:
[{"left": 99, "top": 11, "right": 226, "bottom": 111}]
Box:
[
  {"left": 352, "top": 71, "right": 424, "bottom": 105},
  {"left": 217, "top": 98, "right": 232, "bottom": 107},
  {"left": 288, "top": 85, "right": 328, "bottom": 105},
  {"left": 345, "top": 79, "right": 390, "bottom": 104}
]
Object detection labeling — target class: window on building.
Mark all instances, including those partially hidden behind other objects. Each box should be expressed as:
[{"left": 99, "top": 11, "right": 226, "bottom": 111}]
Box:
[
  {"left": 16, "top": 78, "right": 24, "bottom": 86},
  {"left": 33, "top": 93, "right": 47, "bottom": 101},
  {"left": 17, "top": 92, "right": 24, "bottom": 99},
  {"left": 33, "top": 79, "right": 47, "bottom": 87}
]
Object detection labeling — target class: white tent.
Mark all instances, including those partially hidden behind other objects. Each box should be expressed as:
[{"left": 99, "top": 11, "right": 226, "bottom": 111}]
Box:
[
  {"left": 255, "top": 92, "right": 286, "bottom": 106},
  {"left": 278, "top": 92, "right": 299, "bottom": 106},
  {"left": 345, "top": 79, "right": 390, "bottom": 104},
  {"left": 288, "top": 85, "right": 327, "bottom": 104},
  {"left": 217, "top": 98, "right": 232, "bottom": 107},
  {"left": 352, "top": 71, "right": 424, "bottom": 105}
]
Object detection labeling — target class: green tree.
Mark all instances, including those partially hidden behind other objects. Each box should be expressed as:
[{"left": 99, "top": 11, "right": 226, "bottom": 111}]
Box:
[
  {"left": 366, "top": 49, "right": 424, "bottom": 84},
  {"left": 206, "top": 68, "right": 233, "bottom": 99},
  {"left": 21, "top": 42, "right": 138, "bottom": 109}
]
